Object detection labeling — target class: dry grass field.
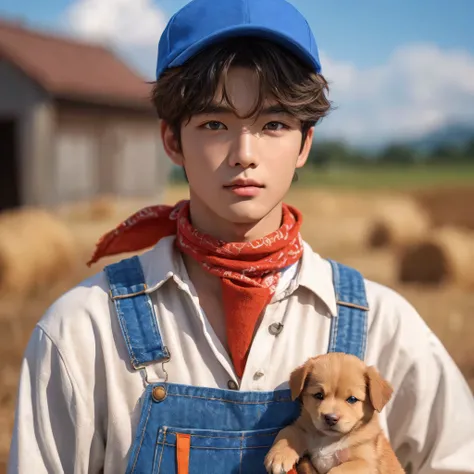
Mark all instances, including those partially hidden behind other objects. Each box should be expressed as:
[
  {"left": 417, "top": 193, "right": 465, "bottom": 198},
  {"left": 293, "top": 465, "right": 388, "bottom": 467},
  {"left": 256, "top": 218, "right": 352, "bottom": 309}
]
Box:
[{"left": 0, "top": 182, "right": 473, "bottom": 471}]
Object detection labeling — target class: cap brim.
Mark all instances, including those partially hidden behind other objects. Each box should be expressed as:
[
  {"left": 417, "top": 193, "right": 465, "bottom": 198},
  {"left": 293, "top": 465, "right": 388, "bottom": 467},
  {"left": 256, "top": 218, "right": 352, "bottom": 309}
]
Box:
[{"left": 158, "top": 25, "right": 321, "bottom": 78}]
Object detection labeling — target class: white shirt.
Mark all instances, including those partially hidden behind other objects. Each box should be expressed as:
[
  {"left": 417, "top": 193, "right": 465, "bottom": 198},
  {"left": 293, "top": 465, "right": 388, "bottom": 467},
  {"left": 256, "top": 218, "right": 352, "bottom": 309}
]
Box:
[{"left": 8, "top": 236, "right": 474, "bottom": 473}]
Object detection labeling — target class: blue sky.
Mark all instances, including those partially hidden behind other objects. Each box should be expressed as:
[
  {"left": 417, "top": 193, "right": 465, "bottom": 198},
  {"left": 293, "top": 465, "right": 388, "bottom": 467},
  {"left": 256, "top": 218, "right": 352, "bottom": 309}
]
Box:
[
  {"left": 2, "top": 0, "right": 474, "bottom": 145},
  {"left": 2, "top": 0, "right": 473, "bottom": 68}
]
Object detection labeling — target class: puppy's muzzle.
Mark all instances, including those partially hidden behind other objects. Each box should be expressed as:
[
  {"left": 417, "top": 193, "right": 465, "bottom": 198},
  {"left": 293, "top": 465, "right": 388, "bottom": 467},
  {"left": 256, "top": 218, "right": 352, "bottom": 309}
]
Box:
[{"left": 323, "top": 413, "right": 340, "bottom": 427}]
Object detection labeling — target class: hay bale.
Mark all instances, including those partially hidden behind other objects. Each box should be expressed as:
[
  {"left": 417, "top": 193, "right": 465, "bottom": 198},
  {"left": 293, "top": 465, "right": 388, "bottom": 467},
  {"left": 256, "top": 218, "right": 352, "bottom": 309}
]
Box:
[
  {"left": 301, "top": 215, "right": 374, "bottom": 256},
  {"left": 398, "top": 227, "right": 474, "bottom": 288},
  {"left": 301, "top": 196, "right": 428, "bottom": 255},
  {"left": 56, "top": 194, "right": 118, "bottom": 222},
  {"left": 0, "top": 208, "right": 78, "bottom": 299},
  {"left": 288, "top": 189, "right": 374, "bottom": 218},
  {"left": 366, "top": 197, "right": 431, "bottom": 249},
  {"left": 414, "top": 187, "right": 474, "bottom": 230},
  {"left": 340, "top": 250, "right": 397, "bottom": 286}
]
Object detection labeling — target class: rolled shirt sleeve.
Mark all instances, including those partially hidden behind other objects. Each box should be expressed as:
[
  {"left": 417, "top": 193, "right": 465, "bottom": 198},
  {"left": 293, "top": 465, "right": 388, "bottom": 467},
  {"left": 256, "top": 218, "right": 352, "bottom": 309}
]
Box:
[
  {"left": 367, "top": 281, "right": 474, "bottom": 473},
  {"left": 8, "top": 326, "right": 105, "bottom": 474}
]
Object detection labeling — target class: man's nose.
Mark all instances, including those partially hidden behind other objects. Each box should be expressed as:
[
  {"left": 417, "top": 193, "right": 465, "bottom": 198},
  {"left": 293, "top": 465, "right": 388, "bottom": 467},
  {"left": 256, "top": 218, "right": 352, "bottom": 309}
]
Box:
[{"left": 228, "top": 131, "right": 258, "bottom": 169}]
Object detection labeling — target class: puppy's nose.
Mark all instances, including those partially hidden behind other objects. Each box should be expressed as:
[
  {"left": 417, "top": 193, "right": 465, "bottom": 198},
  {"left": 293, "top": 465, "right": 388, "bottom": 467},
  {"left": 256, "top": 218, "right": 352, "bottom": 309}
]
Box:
[{"left": 324, "top": 413, "right": 340, "bottom": 427}]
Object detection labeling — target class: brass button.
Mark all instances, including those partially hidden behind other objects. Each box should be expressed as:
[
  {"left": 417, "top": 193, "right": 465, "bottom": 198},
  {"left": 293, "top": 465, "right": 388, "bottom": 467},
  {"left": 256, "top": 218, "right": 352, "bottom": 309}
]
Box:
[
  {"left": 227, "top": 380, "right": 239, "bottom": 390},
  {"left": 152, "top": 386, "right": 167, "bottom": 402},
  {"left": 268, "top": 322, "right": 283, "bottom": 336}
]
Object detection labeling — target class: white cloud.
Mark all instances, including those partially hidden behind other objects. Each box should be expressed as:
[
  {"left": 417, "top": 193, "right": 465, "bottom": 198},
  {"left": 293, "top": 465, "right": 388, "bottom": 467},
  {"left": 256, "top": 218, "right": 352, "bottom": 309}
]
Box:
[
  {"left": 318, "top": 44, "right": 474, "bottom": 146},
  {"left": 64, "top": 0, "right": 167, "bottom": 78},
  {"left": 62, "top": 1, "right": 474, "bottom": 145},
  {"left": 66, "top": 0, "right": 166, "bottom": 46}
]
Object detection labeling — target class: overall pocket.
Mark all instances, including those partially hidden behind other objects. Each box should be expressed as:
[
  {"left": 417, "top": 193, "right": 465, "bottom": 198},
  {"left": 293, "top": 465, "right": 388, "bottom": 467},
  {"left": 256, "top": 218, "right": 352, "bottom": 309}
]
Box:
[{"left": 153, "top": 426, "right": 280, "bottom": 474}]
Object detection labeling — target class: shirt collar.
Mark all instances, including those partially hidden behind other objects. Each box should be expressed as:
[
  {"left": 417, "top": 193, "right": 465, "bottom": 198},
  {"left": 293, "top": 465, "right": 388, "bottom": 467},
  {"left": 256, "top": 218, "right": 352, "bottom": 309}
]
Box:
[
  {"left": 139, "top": 236, "right": 180, "bottom": 291},
  {"left": 294, "top": 241, "right": 338, "bottom": 317},
  {"left": 140, "top": 236, "right": 338, "bottom": 317}
]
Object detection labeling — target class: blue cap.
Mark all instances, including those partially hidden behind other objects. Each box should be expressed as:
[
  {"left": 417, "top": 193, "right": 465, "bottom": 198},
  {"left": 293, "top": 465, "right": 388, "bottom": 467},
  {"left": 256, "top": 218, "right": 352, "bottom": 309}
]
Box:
[{"left": 156, "top": 0, "right": 321, "bottom": 79}]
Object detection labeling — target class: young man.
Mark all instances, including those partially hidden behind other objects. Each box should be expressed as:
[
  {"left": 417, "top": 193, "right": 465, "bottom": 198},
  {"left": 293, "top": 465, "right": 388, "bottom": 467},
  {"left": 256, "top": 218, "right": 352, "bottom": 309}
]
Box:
[{"left": 8, "top": 0, "right": 474, "bottom": 473}]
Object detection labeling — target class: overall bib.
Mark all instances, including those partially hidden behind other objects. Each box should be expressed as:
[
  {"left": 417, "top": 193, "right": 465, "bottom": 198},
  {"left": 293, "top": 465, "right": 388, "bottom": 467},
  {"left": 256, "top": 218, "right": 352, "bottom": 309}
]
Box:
[{"left": 104, "top": 256, "right": 369, "bottom": 474}]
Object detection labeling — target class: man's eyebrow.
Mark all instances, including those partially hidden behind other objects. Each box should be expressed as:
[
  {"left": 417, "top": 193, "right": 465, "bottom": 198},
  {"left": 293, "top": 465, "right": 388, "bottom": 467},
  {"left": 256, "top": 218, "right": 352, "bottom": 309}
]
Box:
[
  {"left": 260, "top": 105, "right": 290, "bottom": 115},
  {"left": 197, "top": 103, "right": 291, "bottom": 116},
  {"left": 198, "top": 104, "right": 234, "bottom": 115}
]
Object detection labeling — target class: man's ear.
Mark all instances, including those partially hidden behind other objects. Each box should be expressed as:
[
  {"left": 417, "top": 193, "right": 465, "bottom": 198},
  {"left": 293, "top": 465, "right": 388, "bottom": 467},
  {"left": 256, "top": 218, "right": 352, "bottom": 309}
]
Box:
[
  {"left": 160, "top": 120, "right": 184, "bottom": 166},
  {"left": 295, "top": 126, "right": 314, "bottom": 168},
  {"left": 366, "top": 366, "right": 393, "bottom": 412}
]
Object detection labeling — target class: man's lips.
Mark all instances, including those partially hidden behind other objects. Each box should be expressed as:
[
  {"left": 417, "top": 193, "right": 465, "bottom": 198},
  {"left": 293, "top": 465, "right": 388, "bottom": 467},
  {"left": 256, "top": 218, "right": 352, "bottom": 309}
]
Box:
[
  {"left": 223, "top": 180, "right": 264, "bottom": 197},
  {"left": 224, "top": 179, "right": 264, "bottom": 188}
]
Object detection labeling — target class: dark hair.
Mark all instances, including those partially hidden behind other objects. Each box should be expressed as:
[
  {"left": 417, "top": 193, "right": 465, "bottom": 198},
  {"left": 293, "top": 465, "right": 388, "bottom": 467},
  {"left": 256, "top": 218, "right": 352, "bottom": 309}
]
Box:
[{"left": 151, "top": 37, "right": 332, "bottom": 147}]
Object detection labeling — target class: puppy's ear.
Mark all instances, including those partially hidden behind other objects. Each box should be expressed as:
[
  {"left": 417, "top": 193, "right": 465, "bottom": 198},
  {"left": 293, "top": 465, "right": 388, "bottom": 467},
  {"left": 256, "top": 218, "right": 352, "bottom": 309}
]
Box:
[
  {"left": 366, "top": 366, "right": 393, "bottom": 412},
  {"left": 289, "top": 363, "right": 311, "bottom": 401}
]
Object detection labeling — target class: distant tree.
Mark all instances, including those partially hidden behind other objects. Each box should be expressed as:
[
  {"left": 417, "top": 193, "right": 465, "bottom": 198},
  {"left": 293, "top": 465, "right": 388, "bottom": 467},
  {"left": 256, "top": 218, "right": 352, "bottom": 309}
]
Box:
[
  {"left": 429, "top": 143, "right": 464, "bottom": 163},
  {"left": 463, "top": 138, "right": 474, "bottom": 161},
  {"left": 169, "top": 165, "right": 187, "bottom": 183},
  {"left": 378, "top": 144, "right": 417, "bottom": 165},
  {"left": 309, "top": 140, "right": 365, "bottom": 167}
]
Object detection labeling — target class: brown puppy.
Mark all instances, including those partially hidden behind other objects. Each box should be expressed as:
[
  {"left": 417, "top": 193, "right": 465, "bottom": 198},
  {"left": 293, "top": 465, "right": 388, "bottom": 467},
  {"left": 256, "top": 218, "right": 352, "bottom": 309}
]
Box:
[
  {"left": 264, "top": 353, "right": 405, "bottom": 474},
  {"left": 295, "top": 456, "right": 318, "bottom": 474}
]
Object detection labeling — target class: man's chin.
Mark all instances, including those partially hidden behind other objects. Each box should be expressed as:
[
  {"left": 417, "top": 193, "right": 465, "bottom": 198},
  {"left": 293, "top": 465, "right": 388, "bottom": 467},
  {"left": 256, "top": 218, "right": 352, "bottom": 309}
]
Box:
[{"left": 224, "top": 201, "right": 274, "bottom": 224}]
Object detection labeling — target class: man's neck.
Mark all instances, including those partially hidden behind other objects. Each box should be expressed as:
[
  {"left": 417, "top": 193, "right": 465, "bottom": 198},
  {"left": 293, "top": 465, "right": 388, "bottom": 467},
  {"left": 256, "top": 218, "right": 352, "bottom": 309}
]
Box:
[
  {"left": 183, "top": 252, "right": 222, "bottom": 295},
  {"left": 181, "top": 251, "right": 229, "bottom": 349},
  {"left": 188, "top": 197, "right": 284, "bottom": 242}
]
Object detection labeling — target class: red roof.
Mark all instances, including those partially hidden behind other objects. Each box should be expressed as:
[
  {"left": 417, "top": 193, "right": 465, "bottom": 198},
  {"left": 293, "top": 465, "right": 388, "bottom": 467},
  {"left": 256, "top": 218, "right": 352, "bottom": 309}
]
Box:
[{"left": 0, "top": 18, "right": 154, "bottom": 110}]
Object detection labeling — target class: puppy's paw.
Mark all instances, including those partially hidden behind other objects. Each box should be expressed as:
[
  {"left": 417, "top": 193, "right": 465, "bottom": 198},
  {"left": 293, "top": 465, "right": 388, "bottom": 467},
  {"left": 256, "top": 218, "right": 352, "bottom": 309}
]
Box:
[{"left": 264, "top": 444, "right": 300, "bottom": 474}]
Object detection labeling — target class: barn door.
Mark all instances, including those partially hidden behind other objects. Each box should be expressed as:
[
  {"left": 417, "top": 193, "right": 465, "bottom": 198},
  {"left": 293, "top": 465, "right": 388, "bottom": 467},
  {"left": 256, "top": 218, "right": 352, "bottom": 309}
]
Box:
[
  {"left": 0, "top": 118, "right": 20, "bottom": 211},
  {"left": 54, "top": 128, "right": 99, "bottom": 202},
  {"left": 113, "top": 127, "right": 160, "bottom": 196}
]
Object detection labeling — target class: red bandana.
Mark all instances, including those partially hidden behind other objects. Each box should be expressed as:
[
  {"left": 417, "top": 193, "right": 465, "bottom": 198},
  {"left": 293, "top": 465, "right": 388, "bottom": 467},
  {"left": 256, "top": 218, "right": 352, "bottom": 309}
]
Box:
[{"left": 88, "top": 200, "right": 303, "bottom": 377}]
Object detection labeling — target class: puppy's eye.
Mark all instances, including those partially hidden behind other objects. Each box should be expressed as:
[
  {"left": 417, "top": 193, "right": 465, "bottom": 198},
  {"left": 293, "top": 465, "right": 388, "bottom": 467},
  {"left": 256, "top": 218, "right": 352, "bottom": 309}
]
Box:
[
  {"left": 346, "top": 396, "right": 359, "bottom": 404},
  {"left": 313, "top": 392, "right": 324, "bottom": 400}
]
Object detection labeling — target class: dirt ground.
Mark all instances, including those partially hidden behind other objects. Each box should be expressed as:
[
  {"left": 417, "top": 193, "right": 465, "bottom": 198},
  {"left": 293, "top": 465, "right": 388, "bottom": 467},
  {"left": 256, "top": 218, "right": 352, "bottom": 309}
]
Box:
[{"left": 0, "top": 184, "right": 473, "bottom": 471}]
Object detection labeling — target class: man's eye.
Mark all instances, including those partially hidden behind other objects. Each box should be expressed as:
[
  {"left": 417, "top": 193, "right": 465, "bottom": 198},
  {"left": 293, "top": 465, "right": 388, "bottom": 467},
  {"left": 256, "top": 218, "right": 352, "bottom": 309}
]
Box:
[
  {"left": 264, "top": 122, "right": 287, "bottom": 131},
  {"left": 203, "top": 121, "right": 225, "bottom": 130}
]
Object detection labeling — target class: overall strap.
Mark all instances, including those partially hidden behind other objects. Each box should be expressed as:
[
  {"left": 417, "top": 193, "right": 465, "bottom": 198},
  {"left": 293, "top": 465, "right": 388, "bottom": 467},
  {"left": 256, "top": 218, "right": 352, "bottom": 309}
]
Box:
[
  {"left": 104, "top": 255, "right": 169, "bottom": 370},
  {"left": 326, "top": 259, "right": 369, "bottom": 360}
]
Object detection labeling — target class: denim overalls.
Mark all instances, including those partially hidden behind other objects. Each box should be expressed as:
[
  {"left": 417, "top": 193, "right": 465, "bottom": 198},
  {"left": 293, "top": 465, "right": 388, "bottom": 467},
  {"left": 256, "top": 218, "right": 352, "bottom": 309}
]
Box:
[{"left": 104, "top": 256, "right": 369, "bottom": 474}]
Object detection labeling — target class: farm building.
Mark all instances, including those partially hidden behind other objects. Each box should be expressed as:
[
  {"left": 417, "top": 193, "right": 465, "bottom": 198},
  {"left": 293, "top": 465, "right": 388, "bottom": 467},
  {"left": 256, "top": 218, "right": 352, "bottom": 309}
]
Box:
[{"left": 0, "top": 18, "right": 169, "bottom": 212}]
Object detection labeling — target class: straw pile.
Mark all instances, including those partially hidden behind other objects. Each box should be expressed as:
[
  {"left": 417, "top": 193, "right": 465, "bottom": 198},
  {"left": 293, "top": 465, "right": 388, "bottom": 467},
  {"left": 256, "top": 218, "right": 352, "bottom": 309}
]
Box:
[
  {"left": 299, "top": 195, "right": 431, "bottom": 255},
  {"left": 55, "top": 194, "right": 118, "bottom": 222},
  {"left": 341, "top": 250, "right": 397, "bottom": 286},
  {"left": 288, "top": 189, "right": 373, "bottom": 218},
  {"left": 301, "top": 215, "right": 373, "bottom": 256},
  {"left": 366, "top": 197, "right": 431, "bottom": 249},
  {"left": 0, "top": 208, "right": 78, "bottom": 299},
  {"left": 415, "top": 187, "right": 474, "bottom": 230},
  {"left": 398, "top": 227, "right": 474, "bottom": 288}
]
